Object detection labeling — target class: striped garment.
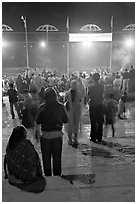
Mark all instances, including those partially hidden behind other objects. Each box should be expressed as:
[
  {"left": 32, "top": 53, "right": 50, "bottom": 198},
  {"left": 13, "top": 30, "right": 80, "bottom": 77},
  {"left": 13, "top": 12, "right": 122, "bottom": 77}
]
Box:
[{"left": 5, "top": 139, "right": 41, "bottom": 184}]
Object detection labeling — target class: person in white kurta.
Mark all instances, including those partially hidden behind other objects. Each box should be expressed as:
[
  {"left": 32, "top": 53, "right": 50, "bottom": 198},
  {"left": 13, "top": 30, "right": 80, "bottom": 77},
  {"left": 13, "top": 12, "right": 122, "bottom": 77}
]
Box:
[{"left": 65, "top": 80, "right": 82, "bottom": 147}]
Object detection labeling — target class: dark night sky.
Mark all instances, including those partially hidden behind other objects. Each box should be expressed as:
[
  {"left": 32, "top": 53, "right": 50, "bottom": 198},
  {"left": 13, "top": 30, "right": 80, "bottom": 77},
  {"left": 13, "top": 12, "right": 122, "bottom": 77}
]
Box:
[
  {"left": 2, "top": 2, "right": 135, "bottom": 33},
  {"left": 2, "top": 1, "right": 135, "bottom": 71}
]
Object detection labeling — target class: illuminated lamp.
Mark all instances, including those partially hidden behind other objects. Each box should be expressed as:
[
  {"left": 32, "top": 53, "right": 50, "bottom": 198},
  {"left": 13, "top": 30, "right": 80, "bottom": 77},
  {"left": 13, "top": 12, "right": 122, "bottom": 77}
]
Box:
[
  {"left": 82, "top": 41, "right": 92, "bottom": 47},
  {"left": 2, "top": 40, "right": 8, "bottom": 47},
  {"left": 125, "top": 38, "right": 134, "bottom": 48},
  {"left": 40, "top": 41, "right": 47, "bottom": 47}
]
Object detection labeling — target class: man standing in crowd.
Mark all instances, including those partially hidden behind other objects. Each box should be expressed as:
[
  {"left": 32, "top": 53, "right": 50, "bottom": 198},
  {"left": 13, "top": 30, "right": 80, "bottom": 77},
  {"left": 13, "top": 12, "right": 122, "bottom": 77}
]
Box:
[
  {"left": 128, "top": 65, "right": 135, "bottom": 92},
  {"left": 36, "top": 87, "right": 68, "bottom": 176},
  {"left": 16, "top": 74, "right": 23, "bottom": 93},
  {"left": 7, "top": 83, "right": 21, "bottom": 119},
  {"left": 122, "top": 69, "right": 129, "bottom": 92},
  {"left": 88, "top": 73, "right": 104, "bottom": 143}
]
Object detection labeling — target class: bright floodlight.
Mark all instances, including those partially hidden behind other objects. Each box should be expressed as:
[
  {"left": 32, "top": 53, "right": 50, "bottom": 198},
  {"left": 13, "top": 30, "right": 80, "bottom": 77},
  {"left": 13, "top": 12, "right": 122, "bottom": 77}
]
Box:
[
  {"left": 21, "top": 16, "right": 24, "bottom": 20},
  {"left": 82, "top": 41, "right": 92, "bottom": 47},
  {"left": 40, "top": 41, "right": 47, "bottom": 47},
  {"left": 2, "top": 40, "right": 8, "bottom": 47},
  {"left": 125, "top": 38, "right": 134, "bottom": 47}
]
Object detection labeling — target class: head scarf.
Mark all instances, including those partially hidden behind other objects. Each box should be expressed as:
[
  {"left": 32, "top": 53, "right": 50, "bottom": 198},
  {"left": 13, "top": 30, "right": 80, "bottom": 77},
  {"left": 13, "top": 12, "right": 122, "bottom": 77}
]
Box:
[
  {"left": 70, "top": 80, "right": 77, "bottom": 90},
  {"left": 7, "top": 125, "right": 27, "bottom": 151},
  {"left": 44, "top": 87, "right": 57, "bottom": 104}
]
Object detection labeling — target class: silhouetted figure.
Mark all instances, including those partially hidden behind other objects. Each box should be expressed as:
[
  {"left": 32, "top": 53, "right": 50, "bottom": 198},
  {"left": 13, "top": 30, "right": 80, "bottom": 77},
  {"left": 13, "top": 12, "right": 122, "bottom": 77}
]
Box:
[
  {"left": 88, "top": 73, "right": 104, "bottom": 143},
  {"left": 36, "top": 87, "right": 68, "bottom": 176}
]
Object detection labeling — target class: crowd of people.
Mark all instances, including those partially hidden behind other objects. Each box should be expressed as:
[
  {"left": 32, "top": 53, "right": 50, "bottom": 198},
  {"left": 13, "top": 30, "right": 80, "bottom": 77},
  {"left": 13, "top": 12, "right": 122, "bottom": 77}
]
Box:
[{"left": 3, "top": 65, "right": 135, "bottom": 193}]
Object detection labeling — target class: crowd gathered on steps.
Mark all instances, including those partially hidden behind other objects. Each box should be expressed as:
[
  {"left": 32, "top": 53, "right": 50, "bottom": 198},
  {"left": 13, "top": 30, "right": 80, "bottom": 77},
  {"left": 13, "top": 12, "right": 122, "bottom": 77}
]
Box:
[{"left": 3, "top": 65, "right": 135, "bottom": 193}]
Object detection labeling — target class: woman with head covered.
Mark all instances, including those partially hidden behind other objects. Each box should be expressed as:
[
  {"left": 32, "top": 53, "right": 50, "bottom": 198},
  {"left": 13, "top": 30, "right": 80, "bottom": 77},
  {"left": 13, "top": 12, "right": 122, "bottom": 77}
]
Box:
[
  {"left": 36, "top": 87, "right": 68, "bottom": 176},
  {"left": 4, "top": 125, "right": 46, "bottom": 193}
]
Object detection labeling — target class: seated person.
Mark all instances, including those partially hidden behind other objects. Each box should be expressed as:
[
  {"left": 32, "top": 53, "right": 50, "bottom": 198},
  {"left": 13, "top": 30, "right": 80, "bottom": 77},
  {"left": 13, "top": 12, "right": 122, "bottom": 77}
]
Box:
[{"left": 4, "top": 125, "right": 46, "bottom": 193}]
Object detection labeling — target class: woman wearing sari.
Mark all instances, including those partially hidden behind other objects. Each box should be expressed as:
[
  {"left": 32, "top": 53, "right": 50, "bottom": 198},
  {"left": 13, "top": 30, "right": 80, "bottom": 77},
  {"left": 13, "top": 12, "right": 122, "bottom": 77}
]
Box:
[{"left": 65, "top": 80, "right": 82, "bottom": 148}]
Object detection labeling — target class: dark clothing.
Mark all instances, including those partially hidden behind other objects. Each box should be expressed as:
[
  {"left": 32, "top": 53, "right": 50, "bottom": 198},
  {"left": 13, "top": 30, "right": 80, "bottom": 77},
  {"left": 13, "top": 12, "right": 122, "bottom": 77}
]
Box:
[
  {"left": 122, "top": 71, "right": 129, "bottom": 79},
  {"left": 88, "top": 82, "right": 104, "bottom": 142},
  {"left": 7, "top": 88, "right": 18, "bottom": 103},
  {"left": 129, "top": 78, "right": 135, "bottom": 92},
  {"left": 88, "top": 83, "right": 104, "bottom": 106},
  {"left": 36, "top": 101, "right": 68, "bottom": 132},
  {"left": 89, "top": 104, "right": 104, "bottom": 142},
  {"left": 16, "top": 76, "right": 23, "bottom": 93},
  {"left": 128, "top": 69, "right": 135, "bottom": 92},
  {"left": 36, "top": 98, "right": 68, "bottom": 177},
  {"left": 105, "top": 107, "right": 114, "bottom": 124},
  {"left": 22, "top": 108, "right": 34, "bottom": 128},
  {"left": 129, "top": 69, "right": 135, "bottom": 79},
  {"left": 22, "top": 103, "right": 39, "bottom": 128},
  {"left": 104, "top": 85, "right": 115, "bottom": 99},
  {"left": 10, "top": 102, "right": 21, "bottom": 119},
  {"left": 9, "top": 176, "right": 46, "bottom": 193},
  {"left": 121, "top": 95, "right": 127, "bottom": 103},
  {"left": 7, "top": 88, "right": 21, "bottom": 118},
  {"left": 4, "top": 139, "right": 46, "bottom": 193},
  {"left": 38, "top": 91, "right": 45, "bottom": 104},
  {"left": 5, "top": 139, "right": 42, "bottom": 182},
  {"left": 104, "top": 99, "right": 117, "bottom": 125},
  {"left": 25, "top": 75, "right": 31, "bottom": 87},
  {"left": 115, "top": 74, "right": 120, "bottom": 79},
  {"left": 40, "top": 137, "right": 62, "bottom": 176}
]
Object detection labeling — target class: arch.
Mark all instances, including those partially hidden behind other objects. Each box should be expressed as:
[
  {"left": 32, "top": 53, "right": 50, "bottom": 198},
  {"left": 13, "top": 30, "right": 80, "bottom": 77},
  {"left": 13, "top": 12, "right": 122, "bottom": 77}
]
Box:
[
  {"left": 2, "top": 24, "right": 13, "bottom": 32},
  {"left": 122, "top": 24, "right": 135, "bottom": 31},
  {"left": 36, "top": 24, "right": 59, "bottom": 32},
  {"left": 80, "top": 24, "right": 101, "bottom": 32}
]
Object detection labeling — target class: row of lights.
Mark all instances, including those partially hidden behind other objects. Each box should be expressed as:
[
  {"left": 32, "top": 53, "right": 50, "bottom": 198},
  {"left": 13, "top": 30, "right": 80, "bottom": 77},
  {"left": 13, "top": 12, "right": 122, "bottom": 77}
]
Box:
[
  {"left": 3, "top": 38, "right": 134, "bottom": 48},
  {"left": 39, "top": 41, "right": 94, "bottom": 48},
  {"left": 40, "top": 41, "right": 93, "bottom": 47},
  {"left": 2, "top": 41, "right": 66, "bottom": 48}
]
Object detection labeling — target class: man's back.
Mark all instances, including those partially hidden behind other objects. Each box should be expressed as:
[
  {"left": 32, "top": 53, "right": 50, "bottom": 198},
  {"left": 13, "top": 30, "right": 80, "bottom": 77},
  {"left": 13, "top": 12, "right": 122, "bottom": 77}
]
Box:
[
  {"left": 123, "top": 71, "right": 129, "bottom": 79},
  {"left": 129, "top": 69, "right": 135, "bottom": 79},
  {"left": 36, "top": 101, "right": 68, "bottom": 132},
  {"left": 88, "top": 82, "right": 104, "bottom": 106},
  {"left": 7, "top": 88, "right": 18, "bottom": 103}
]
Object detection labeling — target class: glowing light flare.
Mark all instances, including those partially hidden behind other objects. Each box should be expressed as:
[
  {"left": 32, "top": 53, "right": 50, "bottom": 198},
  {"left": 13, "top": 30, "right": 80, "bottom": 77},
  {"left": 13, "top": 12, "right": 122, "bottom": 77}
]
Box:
[
  {"left": 2, "top": 40, "right": 8, "bottom": 47},
  {"left": 82, "top": 41, "right": 93, "bottom": 47},
  {"left": 40, "top": 41, "right": 47, "bottom": 48},
  {"left": 125, "top": 38, "right": 134, "bottom": 48}
]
